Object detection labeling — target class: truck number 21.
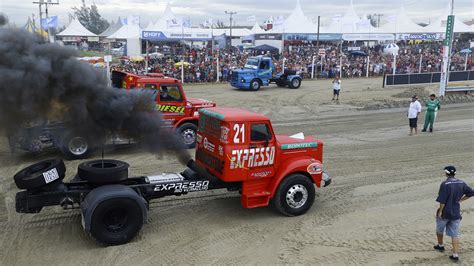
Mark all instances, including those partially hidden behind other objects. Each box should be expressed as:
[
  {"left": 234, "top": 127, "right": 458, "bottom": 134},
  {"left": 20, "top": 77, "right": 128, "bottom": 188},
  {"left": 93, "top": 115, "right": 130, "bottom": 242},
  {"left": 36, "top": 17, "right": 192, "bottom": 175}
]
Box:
[{"left": 233, "top": 124, "right": 245, "bottom": 144}]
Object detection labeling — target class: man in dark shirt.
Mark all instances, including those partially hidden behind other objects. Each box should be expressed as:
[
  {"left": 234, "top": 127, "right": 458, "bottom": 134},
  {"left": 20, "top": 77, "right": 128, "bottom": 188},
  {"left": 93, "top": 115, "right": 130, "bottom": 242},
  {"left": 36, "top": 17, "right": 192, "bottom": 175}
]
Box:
[{"left": 434, "top": 166, "right": 474, "bottom": 262}]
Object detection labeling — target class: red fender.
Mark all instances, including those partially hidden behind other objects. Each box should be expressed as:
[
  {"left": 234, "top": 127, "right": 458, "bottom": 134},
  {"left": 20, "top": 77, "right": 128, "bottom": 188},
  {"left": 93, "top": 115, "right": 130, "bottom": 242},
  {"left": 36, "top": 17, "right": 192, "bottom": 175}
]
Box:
[{"left": 267, "top": 156, "right": 323, "bottom": 198}]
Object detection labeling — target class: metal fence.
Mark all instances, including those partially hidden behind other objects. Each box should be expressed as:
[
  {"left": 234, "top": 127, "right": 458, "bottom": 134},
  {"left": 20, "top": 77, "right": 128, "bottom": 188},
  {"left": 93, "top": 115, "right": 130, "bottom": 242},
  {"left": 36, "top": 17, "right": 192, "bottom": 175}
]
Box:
[{"left": 383, "top": 70, "right": 474, "bottom": 87}]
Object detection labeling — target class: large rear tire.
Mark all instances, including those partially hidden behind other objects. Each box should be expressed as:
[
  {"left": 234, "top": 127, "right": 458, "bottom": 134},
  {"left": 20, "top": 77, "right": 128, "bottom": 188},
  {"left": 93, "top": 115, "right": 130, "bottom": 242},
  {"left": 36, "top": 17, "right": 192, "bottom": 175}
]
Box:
[
  {"left": 272, "top": 174, "right": 315, "bottom": 216},
  {"left": 289, "top": 78, "right": 302, "bottom": 89},
  {"left": 89, "top": 197, "right": 144, "bottom": 245}
]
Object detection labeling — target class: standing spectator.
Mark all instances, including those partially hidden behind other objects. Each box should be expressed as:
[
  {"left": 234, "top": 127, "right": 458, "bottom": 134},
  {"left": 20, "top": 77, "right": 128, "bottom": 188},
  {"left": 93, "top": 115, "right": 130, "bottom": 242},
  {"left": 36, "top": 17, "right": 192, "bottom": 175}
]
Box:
[
  {"left": 332, "top": 77, "right": 341, "bottom": 101},
  {"left": 434, "top": 166, "right": 474, "bottom": 262},
  {"left": 422, "top": 94, "right": 441, "bottom": 133},
  {"left": 407, "top": 95, "right": 422, "bottom": 136}
]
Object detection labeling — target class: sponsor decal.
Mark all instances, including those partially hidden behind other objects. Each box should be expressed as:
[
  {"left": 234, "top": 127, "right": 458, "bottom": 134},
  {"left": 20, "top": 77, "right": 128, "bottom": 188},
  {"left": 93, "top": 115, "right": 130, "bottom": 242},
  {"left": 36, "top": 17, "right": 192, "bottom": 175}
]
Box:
[
  {"left": 154, "top": 180, "right": 210, "bottom": 193},
  {"left": 250, "top": 170, "right": 273, "bottom": 178},
  {"left": 218, "top": 145, "right": 224, "bottom": 156},
  {"left": 43, "top": 168, "right": 60, "bottom": 184},
  {"left": 193, "top": 111, "right": 199, "bottom": 116},
  {"left": 220, "top": 126, "right": 230, "bottom": 142},
  {"left": 229, "top": 146, "right": 275, "bottom": 169},
  {"left": 281, "top": 142, "right": 318, "bottom": 150},
  {"left": 307, "top": 162, "right": 323, "bottom": 175},
  {"left": 157, "top": 104, "right": 185, "bottom": 113},
  {"left": 203, "top": 137, "right": 215, "bottom": 152}
]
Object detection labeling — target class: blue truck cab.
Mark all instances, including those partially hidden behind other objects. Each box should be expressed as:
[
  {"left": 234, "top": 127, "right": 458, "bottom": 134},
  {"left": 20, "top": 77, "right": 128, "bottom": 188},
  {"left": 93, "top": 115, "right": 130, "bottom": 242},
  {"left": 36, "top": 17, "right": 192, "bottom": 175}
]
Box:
[{"left": 230, "top": 56, "right": 302, "bottom": 91}]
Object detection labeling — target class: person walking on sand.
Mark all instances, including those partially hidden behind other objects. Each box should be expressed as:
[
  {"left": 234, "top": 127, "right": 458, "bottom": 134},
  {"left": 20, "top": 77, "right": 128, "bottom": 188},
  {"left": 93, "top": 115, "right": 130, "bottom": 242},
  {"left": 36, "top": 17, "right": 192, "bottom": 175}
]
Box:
[
  {"left": 422, "top": 94, "right": 441, "bottom": 133},
  {"left": 332, "top": 77, "right": 341, "bottom": 101},
  {"left": 407, "top": 95, "right": 422, "bottom": 136},
  {"left": 434, "top": 166, "right": 474, "bottom": 262}
]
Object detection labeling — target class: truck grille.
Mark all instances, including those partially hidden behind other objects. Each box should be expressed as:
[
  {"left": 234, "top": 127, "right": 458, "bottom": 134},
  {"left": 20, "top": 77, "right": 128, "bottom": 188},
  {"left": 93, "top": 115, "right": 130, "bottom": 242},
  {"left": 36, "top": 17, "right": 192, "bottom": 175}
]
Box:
[
  {"left": 195, "top": 149, "right": 224, "bottom": 174},
  {"left": 231, "top": 72, "right": 239, "bottom": 82}
]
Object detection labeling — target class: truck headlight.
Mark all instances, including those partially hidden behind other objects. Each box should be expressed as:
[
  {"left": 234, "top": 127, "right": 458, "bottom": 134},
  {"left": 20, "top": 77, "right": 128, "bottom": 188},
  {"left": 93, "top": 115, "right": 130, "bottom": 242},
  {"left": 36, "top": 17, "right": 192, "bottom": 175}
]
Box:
[{"left": 241, "top": 78, "right": 245, "bottom": 83}]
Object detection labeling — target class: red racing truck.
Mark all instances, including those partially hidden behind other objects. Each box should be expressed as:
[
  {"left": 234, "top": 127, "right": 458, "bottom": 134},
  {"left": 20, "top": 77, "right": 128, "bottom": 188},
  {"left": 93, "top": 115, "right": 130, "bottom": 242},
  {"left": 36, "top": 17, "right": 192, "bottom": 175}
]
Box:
[
  {"left": 13, "top": 107, "right": 331, "bottom": 245},
  {"left": 111, "top": 70, "right": 216, "bottom": 148}
]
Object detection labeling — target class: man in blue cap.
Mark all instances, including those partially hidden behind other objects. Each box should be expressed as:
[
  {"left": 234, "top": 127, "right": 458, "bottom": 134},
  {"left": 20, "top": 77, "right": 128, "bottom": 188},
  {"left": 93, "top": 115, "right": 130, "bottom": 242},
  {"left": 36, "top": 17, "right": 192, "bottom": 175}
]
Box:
[{"left": 434, "top": 166, "right": 474, "bottom": 262}]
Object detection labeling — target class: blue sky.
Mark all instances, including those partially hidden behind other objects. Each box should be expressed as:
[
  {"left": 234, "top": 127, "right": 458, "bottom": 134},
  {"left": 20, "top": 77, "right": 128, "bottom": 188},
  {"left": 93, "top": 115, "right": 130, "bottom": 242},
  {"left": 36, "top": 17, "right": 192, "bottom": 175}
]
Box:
[{"left": 1, "top": 0, "right": 472, "bottom": 27}]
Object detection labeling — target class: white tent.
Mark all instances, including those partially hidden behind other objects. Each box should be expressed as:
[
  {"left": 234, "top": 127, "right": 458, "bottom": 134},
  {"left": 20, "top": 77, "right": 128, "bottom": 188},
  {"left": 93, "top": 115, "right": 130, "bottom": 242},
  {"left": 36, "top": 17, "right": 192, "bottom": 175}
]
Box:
[
  {"left": 322, "top": 0, "right": 380, "bottom": 34},
  {"left": 153, "top": 2, "right": 180, "bottom": 30},
  {"left": 424, "top": 1, "right": 472, "bottom": 33},
  {"left": 107, "top": 15, "right": 140, "bottom": 39},
  {"left": 274, "top": 0, "right": 317, "bottom": 34},
  {"left": 100, "top": 19, "right": 123, "bottom": 37},
  {"left": 379, "top": 6, "right": 427, "bottom": 33},
  {"left": 212, "top": 28, "right": 252, "bottom": 37},
  {"left": 56, "top": 18, "right": 97, "bottom": 37},
  {"left": 250, "top": 22, "right": 265, "bottom": 34}
]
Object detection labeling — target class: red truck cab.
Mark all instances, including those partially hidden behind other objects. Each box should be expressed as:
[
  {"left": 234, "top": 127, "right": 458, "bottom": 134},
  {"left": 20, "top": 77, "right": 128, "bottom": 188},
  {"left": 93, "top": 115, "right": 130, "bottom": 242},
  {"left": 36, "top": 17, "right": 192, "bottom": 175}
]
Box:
[
  {"left": 111, "top": 70, "right": 216, "bottom": 147},
  {"left": 195, "top": 107, "right": 331, "bottom": 216}
]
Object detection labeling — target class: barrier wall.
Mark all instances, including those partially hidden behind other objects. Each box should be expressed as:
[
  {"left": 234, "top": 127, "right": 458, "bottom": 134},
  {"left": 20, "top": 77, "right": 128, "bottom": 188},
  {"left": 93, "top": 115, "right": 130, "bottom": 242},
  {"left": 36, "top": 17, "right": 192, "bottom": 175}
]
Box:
[{"left": 384, "top": 71, "right": 474, "bottom": 87}]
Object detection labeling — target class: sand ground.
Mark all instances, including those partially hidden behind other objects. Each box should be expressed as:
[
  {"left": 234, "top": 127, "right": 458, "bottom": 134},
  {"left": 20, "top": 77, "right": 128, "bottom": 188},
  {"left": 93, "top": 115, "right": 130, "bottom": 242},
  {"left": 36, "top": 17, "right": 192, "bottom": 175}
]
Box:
[{"left": 0, "top": 77, "right": 473, "bottom": 265}]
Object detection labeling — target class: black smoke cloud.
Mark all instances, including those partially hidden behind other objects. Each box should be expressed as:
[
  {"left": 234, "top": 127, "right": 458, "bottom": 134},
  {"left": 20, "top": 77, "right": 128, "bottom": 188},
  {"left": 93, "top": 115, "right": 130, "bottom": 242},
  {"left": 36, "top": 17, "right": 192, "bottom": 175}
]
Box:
[
  {"left": 0, "top": 14, "right": 7, "bottom": 26},
  {"left": 0, "top": 26, "right": 190, "bottom": 164}
]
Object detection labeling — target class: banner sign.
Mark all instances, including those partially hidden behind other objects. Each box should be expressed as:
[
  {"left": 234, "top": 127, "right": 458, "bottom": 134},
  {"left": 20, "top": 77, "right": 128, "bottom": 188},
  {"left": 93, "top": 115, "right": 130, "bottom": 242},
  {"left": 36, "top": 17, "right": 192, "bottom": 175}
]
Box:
[
  {"left": 284, "top": 33, "right": 342, "bottom": 41},
  {"left": 443, "top": 15, "right": 455, "bottom": 47},
  {"left": 142, "top": 31, "right": 211, "bottom": 40},
  {"left": 347, "top": 47, "right": 361, "bottom": 51},
  {"left": 342, "top": 34, "right": 394, "bottom": 41},
  {"left": 396, "top": 33, "right": 445, "bottom": 41},
  {"left": 255, "top": 33, "right": 282, "bottom": 40}
]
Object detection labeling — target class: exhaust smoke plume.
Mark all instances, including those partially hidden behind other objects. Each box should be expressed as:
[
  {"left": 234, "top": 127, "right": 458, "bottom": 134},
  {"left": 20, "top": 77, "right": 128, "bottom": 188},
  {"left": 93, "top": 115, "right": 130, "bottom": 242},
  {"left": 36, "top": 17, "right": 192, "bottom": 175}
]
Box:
[
  {"left": 0, "top": 14, "right": 7, "bottom": 26},
  {"left": 0, "top": 26, "right": 190, "bottom": 164}
]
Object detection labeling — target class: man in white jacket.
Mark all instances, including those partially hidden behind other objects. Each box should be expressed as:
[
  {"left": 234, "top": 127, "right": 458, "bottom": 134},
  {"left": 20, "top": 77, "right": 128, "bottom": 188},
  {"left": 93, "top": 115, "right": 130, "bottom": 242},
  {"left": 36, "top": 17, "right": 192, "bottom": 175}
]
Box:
[{"left": 407, "top": 95, "right": 422, "bottom": 136}]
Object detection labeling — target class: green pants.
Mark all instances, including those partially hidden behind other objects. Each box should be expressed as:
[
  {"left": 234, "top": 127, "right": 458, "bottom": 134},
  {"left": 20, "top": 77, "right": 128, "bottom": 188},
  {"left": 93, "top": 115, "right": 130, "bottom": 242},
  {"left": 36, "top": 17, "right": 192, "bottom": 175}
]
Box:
[{"left": 423, "top": 111, "right": 436, "bottom": 130}]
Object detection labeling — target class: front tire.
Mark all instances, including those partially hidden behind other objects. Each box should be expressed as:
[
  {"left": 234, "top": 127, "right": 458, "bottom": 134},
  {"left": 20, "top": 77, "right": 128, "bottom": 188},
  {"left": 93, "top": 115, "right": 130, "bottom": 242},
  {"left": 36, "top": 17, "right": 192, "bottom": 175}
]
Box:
[
  {"left": 177, "top": 123, "right": 198, "bottom": 149},
  {"left": 89, "top": 197, "right": 144, "bottom": 245},
  {"left": 250, "top": 79, "right": 261, "bottom": 91},
  {"left": 273, "top": 174, "right": 315, "bottom": 216}
]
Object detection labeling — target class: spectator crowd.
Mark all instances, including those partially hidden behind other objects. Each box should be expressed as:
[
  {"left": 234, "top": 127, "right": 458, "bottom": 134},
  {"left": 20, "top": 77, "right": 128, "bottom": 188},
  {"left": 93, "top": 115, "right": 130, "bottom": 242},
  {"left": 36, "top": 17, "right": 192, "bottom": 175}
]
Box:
[{"left": 112, "top": 40, "right": 472, "bottom": 83}]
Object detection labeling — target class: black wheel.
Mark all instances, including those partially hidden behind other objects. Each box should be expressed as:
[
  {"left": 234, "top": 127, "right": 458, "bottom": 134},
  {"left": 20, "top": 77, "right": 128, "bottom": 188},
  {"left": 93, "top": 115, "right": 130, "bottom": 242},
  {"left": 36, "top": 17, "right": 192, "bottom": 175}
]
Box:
[
  {"left": 289, "top": 78, "right": 301, "bottom": 89},
  {"left": 59, "top": 134, "right": 93, "bottom": 160},
  {"left": 14, "top": 159, "right": 66, "bottom": 190},
  {"left": 250, "top": 79, "right": 261, "bottom": 91},
  {"left": 89, "top": 197, "right": 144, "bottom": 245},
  {"left": 272, "top": 174, "right": 315, "bottom": 216},
  {"left": 78, "top": 159, "right": 129, "bottom": 183},
  {"left": 177, "top": 123, "right": 198, "bottom": 149}
]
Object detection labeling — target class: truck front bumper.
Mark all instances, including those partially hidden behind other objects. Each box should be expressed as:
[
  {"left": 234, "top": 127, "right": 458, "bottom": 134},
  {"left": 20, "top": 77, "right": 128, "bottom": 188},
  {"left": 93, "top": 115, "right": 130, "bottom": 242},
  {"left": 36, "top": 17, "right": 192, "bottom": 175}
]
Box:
[{"left": 322, "top": 171, "right": 331, "bottom": 187}]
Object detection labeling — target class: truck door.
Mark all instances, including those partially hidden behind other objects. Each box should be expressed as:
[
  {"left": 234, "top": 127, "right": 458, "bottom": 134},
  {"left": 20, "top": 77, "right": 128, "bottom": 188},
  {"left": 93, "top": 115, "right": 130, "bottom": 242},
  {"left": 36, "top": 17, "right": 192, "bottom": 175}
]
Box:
[
  {"left": 156, "top": 84, "right": 186, "bottom": 127},
  {"left": 258, "top": 59, "right": 273, "bottom": 82},
  {"left": 246, "top": 122, "right": 276, "bottom": 179}
]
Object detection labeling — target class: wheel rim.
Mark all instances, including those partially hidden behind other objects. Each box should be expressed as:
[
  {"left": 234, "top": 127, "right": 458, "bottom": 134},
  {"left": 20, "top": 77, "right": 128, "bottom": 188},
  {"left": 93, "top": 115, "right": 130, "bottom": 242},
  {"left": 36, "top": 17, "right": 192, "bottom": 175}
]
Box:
[
  {"left": 181, "top": 128, "right": 196, "bottom": 145},
  {"left": 252, "top": 81, "right": 259, "bottom": 90},
  {"left": 103, "top": 208, "right": 128, "bottom": 233},
  {"left": 292, "top": 79, "right": 300, "bottom": 87},
  {"left": 68, "top": 137, "right": 88, "bottom": 156},
  {"left": 286, "top": 184, "right": 308, "bottom": 209}
]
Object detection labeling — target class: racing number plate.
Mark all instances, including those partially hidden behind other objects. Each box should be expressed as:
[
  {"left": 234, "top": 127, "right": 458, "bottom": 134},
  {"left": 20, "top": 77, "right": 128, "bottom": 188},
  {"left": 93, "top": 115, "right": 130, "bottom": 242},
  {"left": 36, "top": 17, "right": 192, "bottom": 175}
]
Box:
[{"left": 42, "top": 168, "right": 60, "bottom": 184}]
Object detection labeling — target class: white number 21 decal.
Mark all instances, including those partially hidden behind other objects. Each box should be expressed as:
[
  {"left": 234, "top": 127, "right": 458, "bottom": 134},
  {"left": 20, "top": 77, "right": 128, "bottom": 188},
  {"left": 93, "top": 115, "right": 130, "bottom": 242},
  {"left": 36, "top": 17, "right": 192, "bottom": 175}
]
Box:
[{"left": 233, "top": 124, "right": 245, "bottom": 143}]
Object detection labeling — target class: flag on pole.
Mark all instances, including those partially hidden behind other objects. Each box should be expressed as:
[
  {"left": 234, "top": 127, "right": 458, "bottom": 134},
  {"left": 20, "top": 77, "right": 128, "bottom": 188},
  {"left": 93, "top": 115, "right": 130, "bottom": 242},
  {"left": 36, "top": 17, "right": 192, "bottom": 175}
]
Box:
[
  {"left": 247, "top": 15, "right": 256, "bottom": 22},
  {"left": 167, "top": 18, "right": 182, "bottom": 28},
  {"left": 273, "top": 16, "right": 284, "bottom": 25},
  {"left": 203, "top": 18, "right": 213, "bottom": 28},
  {"left": 40, "top": 16, "right": 58, "bottom": 30}
]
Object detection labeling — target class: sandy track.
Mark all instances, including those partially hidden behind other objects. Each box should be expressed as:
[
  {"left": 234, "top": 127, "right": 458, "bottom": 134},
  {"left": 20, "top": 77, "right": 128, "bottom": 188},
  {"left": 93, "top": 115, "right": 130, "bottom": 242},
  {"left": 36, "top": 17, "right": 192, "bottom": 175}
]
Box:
[{"left": 0, "top": 78, "right": 473, "bottom": 265}]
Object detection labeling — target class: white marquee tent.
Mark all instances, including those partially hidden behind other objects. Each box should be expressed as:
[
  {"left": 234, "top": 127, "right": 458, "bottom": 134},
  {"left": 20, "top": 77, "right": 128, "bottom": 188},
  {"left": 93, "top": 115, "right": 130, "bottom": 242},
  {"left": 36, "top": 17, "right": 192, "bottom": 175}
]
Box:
[
  {"left": 424, "top": 1, "right": 472, "bottom": 33},
  {"left": 379, "top": 6, "right": 427, "bottom": 33},
  {"left": 56, "top": 18, "right": 97, "bottom": 37},
  {"left": 322, "top": 0, "right": 380, "bottom": 34},
  {"left": 272, "top": 0, "right": 317, "bottom": 34}
]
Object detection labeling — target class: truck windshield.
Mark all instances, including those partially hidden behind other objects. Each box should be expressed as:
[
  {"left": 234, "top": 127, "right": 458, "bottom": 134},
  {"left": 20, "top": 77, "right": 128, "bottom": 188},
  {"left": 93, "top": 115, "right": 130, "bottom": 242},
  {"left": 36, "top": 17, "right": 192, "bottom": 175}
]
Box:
[{"left": 244, "top": 58, "right": 259, "bottom": 69}]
